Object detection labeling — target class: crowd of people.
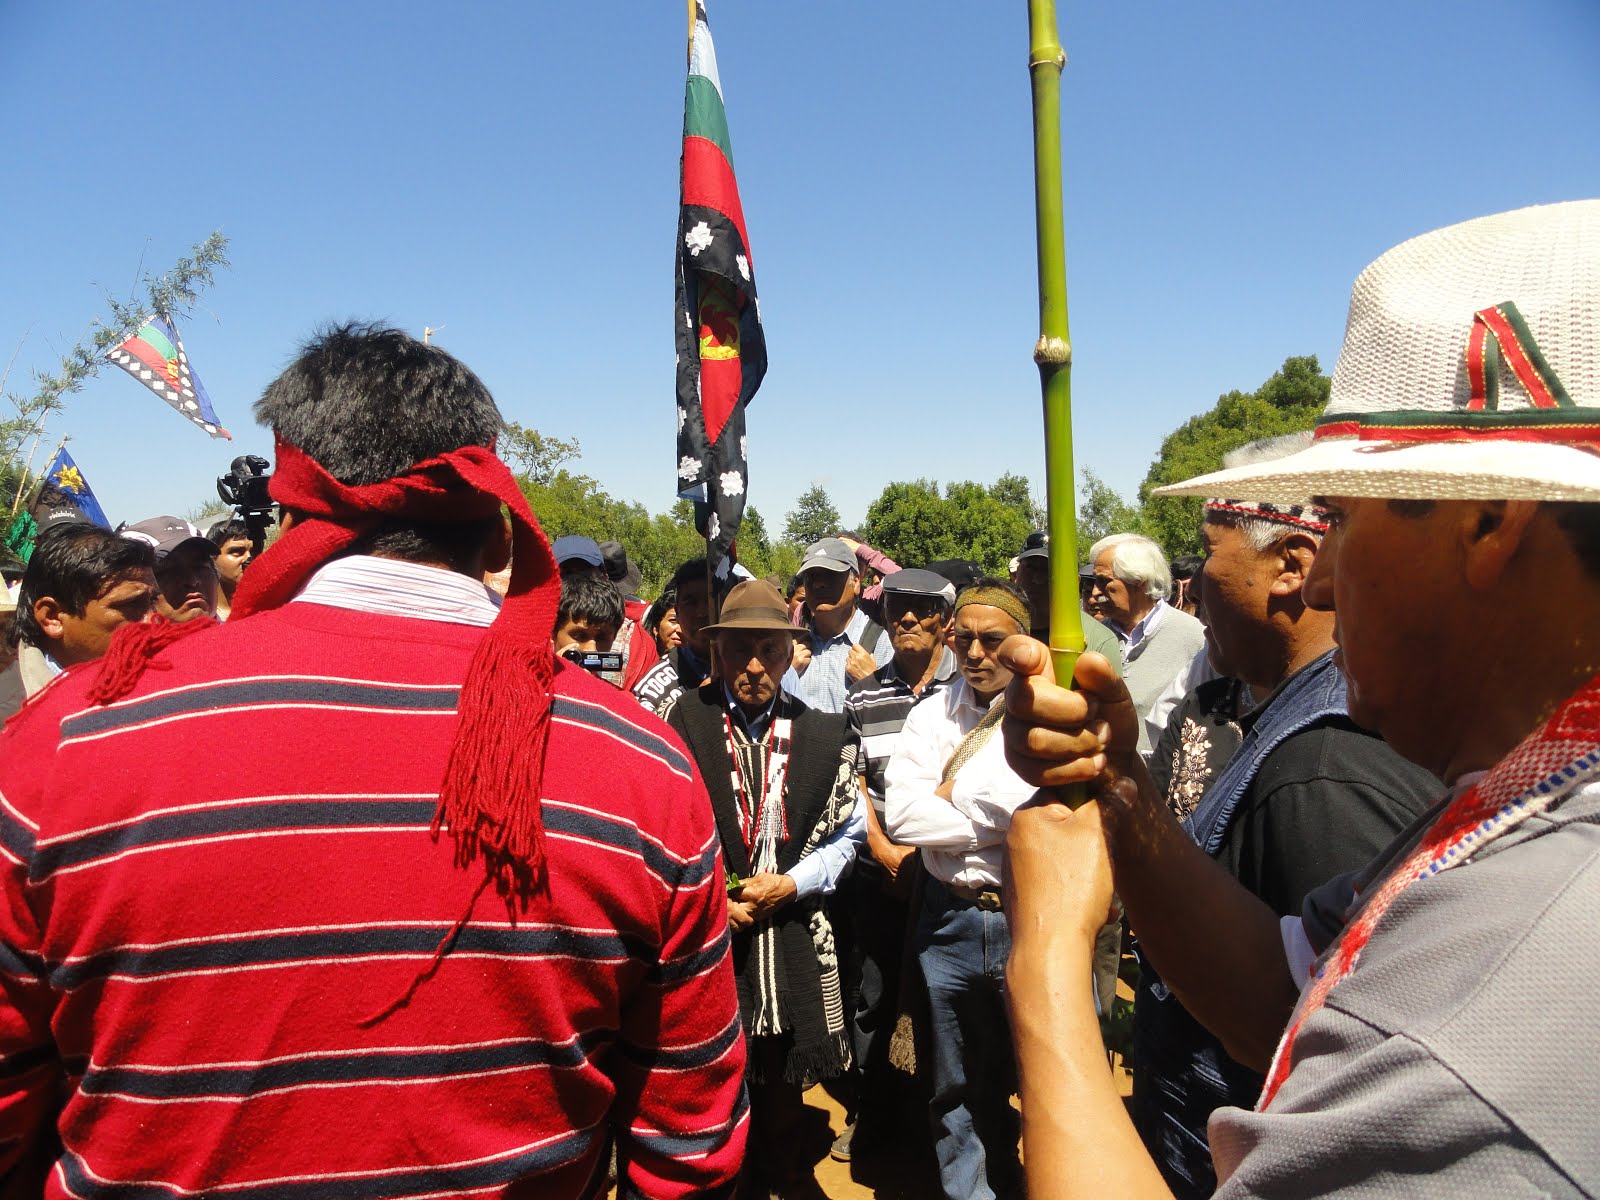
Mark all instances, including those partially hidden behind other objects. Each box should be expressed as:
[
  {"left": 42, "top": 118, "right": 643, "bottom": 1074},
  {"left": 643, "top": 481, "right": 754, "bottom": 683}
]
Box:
[{"left": 0, "top": 197, "right": 1595, "bottom": 1199}]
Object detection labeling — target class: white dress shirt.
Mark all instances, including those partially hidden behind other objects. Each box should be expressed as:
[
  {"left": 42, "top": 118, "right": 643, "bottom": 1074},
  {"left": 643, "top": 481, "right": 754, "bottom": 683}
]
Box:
[{"left": 883, "top": 676, "right": 1038, "bottom": 888}]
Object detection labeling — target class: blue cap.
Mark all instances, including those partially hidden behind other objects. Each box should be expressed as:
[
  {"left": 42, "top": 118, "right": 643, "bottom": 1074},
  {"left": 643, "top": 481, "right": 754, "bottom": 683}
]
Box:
[{"left": 552, "top": 535, "right": 603, "bottom": 567}]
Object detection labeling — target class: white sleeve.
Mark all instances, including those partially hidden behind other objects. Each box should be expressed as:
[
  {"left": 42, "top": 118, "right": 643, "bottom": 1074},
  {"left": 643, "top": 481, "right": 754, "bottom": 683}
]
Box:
[{"left": 884, "top": 702, "right": 988, "bottom": 850}]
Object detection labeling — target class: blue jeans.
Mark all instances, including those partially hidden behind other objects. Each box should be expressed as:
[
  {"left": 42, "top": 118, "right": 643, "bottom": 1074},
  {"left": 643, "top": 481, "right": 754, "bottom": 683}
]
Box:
[{"left": 915, "top": 882, "right": 1023, "bottom": 1200}]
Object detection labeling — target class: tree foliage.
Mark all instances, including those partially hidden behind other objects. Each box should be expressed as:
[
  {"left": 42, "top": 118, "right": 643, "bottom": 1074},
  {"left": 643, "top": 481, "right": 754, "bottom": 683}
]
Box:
[
  {"left": 1077, "top": 467, "right": 1141, "bottom": 553},
  {"left": 860, "top": 475, "right": 1038, "bottom": 575},
  {"left": 1134, "top": 355, "right": 1330, "bottom": 557},
  {"left": 515, "top": 462, "right": 806, "bottom": 597},
  {"left": 781, "top": 484, "right": 841, "bottom": 547},
  {"left": 2, "top": 232, "right": 231, "bottom": 512},
  {"left": 499, "top": 421, "right": 583, "bottom": 486}
]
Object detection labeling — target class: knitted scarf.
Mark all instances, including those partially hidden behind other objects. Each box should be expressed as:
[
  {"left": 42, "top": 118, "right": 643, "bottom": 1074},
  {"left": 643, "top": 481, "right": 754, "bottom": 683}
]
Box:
[
  {"left": 1259, "top": 666, "right": 1600, "bottom": 1109},
  {"left": 670, "top": 687, "right": 855, "bottom": 1085},
  {"left": 91, "top": 436, "right": 560, "bottom": 908}
]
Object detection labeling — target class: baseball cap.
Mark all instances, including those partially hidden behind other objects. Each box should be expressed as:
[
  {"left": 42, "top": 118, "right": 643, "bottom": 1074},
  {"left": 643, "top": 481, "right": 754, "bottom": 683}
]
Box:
[
  {"left": 551, "top": 535, "right": 603, "bottom": 568},
  {"left": 1018, "top": 530, "right": 1049, "bottom": 561},
  {"left": 799, "top": 537, "right": 856, "bottom": 574},
  {"left": 117, "top": 516, "right": 218, "bottom": 562}
]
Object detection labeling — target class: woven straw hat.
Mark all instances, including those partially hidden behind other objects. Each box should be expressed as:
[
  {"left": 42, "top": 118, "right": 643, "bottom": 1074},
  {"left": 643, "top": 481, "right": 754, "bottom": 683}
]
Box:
[{"left": 1157, "top": 200, "right": 1600, "bottom": 503}]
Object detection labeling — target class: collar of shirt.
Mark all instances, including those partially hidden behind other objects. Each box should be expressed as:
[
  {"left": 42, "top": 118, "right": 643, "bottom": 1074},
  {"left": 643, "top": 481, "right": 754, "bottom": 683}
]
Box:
[
  {"left": 1112, "top": 597, "right": 1168, "bottom": 649},
  {"left": 879, "top": 647, "right": 958, "bottom": 693},
  {"left": 292, "top": 555, "right": 503, "bottom": 627},
  {"left": 807, "top": 605, "right": 869, "bottom": 648},
  {"left": 722, "top": 682, "right": 780, "bottom": 741}
]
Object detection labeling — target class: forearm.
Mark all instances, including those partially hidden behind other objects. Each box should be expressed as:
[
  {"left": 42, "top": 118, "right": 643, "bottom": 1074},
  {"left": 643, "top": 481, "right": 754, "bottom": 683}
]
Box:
[
  {"left": 1109, "top": 760, "right": 1299, "bottom": 1070},
  {"left": 1008, "top": 938, "right": 1172, "bottom": 1200}
]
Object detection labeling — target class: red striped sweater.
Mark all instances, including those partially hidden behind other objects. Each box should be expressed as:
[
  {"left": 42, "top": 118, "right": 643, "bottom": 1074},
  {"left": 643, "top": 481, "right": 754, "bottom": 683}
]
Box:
[{"left": 0, "top": 598, "right": 747, "bottom": 1198}]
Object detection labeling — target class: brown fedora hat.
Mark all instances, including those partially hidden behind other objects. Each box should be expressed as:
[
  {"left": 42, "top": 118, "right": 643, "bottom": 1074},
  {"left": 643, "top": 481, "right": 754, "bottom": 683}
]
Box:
[{"left": 703, "top": 580, "right": 802, "bottom": 635}]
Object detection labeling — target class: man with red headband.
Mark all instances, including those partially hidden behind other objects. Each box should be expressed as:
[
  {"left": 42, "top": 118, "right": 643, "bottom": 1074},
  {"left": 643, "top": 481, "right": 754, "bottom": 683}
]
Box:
[{"left": 0, "top": 324, "right": 747, "bottom": 1197}]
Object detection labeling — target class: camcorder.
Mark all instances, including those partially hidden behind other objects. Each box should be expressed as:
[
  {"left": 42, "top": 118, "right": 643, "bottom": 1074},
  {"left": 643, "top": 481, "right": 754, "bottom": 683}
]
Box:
[
  {"left": 216, "top": 455, "right": 276, "bottom": 558},
  {"left": 562, "top": 648, "right": 623, "bottom": 675}
]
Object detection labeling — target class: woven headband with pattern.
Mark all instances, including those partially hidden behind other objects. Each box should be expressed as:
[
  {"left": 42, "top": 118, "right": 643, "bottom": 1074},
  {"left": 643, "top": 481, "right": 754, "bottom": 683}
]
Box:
[
  {"left": 1203, "top": 499, "right": 1330, "bottom": 535},
  {"left": 953, "top": 585, "right": 1030, "bottom": 632}
]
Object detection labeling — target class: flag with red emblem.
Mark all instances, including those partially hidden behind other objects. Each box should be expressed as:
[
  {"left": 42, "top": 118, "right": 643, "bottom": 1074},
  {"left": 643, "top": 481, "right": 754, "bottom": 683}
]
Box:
[{"left": 675, "top": 0, "right": 766, "bottom": 578}]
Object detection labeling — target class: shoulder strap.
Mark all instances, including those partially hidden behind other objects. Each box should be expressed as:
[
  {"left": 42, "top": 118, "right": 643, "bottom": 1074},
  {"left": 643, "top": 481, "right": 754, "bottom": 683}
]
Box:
[{"left": 855, "top": 616, "right": 884, "bottom": 656}]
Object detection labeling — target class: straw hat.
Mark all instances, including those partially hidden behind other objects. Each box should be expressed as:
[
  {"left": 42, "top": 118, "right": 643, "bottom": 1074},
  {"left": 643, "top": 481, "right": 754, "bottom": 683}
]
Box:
[{"left": 1157, "top": 200, "right": 1600, "bottom": 503}]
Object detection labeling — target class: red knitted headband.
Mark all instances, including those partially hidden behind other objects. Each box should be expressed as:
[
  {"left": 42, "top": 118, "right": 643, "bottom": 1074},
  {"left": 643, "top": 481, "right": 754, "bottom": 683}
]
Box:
[{"left": 99, "top": 436, "right": 562, "bottom": 907}]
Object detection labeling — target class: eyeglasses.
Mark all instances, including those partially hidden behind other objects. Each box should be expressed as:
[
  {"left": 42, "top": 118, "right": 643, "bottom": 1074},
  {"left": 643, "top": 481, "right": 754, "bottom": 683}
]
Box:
[
  {"left": 951, "top": 630, "right": 1010, "bottom": 655},
  {"left": 1087, "top": 574, "right": 1120, "bottom": 595},
  {"left": 885, "top": 596, "right": 945, "bottom": 620}
]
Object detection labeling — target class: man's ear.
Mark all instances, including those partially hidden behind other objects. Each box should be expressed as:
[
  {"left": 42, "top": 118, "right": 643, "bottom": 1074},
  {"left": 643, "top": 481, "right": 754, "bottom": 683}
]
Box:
[
  {"left": 33, "top": 595, "right": 67, "bottom": 640},
  {"left": 483, "top": 515, "right": 513, "bottom": 575},
  {"left": 1269, "top": 533, "right": 1320, "bottom": 598},
  {"left": 1461, "top": 499, "right": 1539, "bottom": 590}
]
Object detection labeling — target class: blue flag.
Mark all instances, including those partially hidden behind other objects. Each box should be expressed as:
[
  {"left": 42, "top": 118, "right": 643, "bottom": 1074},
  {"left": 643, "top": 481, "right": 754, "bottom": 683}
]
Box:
[{"left": 33, "top": 446, "right": 110, "bottom": 529}]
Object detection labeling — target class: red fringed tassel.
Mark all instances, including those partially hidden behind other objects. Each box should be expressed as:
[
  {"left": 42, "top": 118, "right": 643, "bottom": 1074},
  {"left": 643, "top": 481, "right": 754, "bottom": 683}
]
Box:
[
  {"left": 432, "top": 622, "right": 556, "bottom": 909},
  {"left": 87, "top": 616, "right": 220, "bottom": 706}
]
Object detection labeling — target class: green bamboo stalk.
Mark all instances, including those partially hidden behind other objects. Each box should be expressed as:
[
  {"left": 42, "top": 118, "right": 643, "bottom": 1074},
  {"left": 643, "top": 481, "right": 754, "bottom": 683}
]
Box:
[{"left": 1026, "top": 0, "right": 1084, "bottom": 689}]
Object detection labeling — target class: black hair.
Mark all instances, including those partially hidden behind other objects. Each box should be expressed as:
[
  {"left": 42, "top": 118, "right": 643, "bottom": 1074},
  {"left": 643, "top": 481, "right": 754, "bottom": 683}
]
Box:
[
  {"left": 1553, "top": 503, "right": 1600, "bottom": 580},
  {"left": 670, "top": 557, "right": 710, "bottom": 591},
  {"left": 254, "top": 322, "right": 503, "bottom": 567},
  {"left": 206, "top": 518, "right": 250, "bottom": 546},
  {"left": 644, "top": 586, "right": 677, "bottom": 634},
  {"left": 1170, "top": 555, "right": 1203, "bottom": 582},
  {"left": 13, "top": 523, "right": 156, "bottom": 649},
  {"left": 557, "top": 572, "right": 624, "bottom": 631}
]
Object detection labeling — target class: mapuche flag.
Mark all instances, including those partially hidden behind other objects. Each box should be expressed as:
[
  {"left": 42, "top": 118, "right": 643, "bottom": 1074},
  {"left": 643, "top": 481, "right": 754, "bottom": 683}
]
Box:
[
  {"left": 675, "top": 0, "right": 766, "bottom": 578},
  {"left": 106, "top": 312, "right": 231, "bottom": 440}
]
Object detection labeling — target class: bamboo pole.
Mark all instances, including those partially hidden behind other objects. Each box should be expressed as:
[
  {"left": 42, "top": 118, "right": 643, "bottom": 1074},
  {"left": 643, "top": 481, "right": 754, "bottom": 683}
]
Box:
[{"left": 1026, "top": 0, "right": 1084, "bottom": 688}]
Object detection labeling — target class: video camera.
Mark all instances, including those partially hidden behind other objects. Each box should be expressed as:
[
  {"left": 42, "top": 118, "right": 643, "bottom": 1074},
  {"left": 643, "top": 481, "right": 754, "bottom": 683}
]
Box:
[
  {"left": 216, "top": 454, "right": 275, "bottom": 558},
  {"left": 561, "top": 648, "right": 623, "bottom": 675}
]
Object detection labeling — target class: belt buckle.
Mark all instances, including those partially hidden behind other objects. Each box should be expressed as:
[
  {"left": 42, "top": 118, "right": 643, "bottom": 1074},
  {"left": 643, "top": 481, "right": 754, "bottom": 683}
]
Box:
[{"left": 974, "top": 889, "right": 1003, "bottom": 912}]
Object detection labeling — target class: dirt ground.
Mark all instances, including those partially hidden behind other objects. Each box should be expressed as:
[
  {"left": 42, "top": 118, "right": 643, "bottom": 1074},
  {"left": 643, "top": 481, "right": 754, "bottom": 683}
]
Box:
[{"left": 610, "top": 973, "right": 1136, "bottom": 1199}]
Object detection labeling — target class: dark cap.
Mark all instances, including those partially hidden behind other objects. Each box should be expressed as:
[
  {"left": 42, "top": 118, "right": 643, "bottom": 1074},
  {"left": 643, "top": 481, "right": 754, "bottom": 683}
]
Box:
[
  {"left": 881, "top": 568, "right": 956, "bottom": 607},
  {"left": 552, "top": 535, "right": 603, "bottom": 567},
  {"left": 924, "top": 559, "right": 983, "bottom": 591},
  {"left": 598, "top": 539, "right": 642, "bottom": 595},
  {"left": 703, "top": 580, "right": 804, "bottom": 635},
  {"left": 118, "top": 516, "right": 218, "bottom": 562},
  {"left": 1018, "top": 530, "right": 1049, "bottom": 561}
]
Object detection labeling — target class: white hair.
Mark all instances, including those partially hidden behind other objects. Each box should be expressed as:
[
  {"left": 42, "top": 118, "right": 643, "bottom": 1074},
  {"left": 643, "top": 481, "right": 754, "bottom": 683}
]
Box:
[
  {"left": 1208, "top": 432, "right": 1325, "bottom": 552},
  {"left": 1088, "top": 533, "right": 1170, "bottom": 602}
]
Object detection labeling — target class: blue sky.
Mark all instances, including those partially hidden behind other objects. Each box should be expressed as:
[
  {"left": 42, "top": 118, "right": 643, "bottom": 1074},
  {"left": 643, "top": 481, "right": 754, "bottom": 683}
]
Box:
[{"left": 3, "top": 1, "right": 1597, "bottom": 539}]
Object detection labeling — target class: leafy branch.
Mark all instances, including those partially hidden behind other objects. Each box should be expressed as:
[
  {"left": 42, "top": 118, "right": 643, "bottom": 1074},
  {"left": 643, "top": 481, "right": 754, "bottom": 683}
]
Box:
[{"left": 1, "top": 231, "right": 231, "bottom": 507}]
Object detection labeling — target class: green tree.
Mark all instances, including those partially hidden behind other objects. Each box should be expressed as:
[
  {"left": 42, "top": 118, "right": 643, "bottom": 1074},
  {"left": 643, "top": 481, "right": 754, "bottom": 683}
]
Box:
[
  {"left": 861, "top": 479, "right": 948, "bottom": 567},
  {"left": 499, "top": 421, "right": 583, "bottom": 486},
  {"left": 861, "top": 475, "right": 1041, "bottom": 575},
  {"left": 3, "top": 232, "right": 230, "bottom": 520},
  {"left": 1077, "top": 467, "right": 1140, "bottom": 556},
  {"left": 781, "top": 484, "right": 841, "bottom": 547},
  {"left": 990, "top": 471, "right": 1045, "bottom": 529},
  {"left": 1136, "top": 356, "right": 1329, "bottom": 558}
]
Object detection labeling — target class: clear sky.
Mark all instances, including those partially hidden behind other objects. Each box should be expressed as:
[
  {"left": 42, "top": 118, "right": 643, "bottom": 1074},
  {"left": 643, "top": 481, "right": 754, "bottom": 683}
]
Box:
[{"left": 3, "top": 1, "right": 1597, "bottom": 539}]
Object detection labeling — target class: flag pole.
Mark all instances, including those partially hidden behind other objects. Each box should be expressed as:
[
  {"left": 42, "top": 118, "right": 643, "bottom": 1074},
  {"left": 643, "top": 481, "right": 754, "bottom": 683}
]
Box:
[
  {"left": 1025, "top": 1, "right": 1084, "bottom": 688},
  {"left": 687, "top": 0, "right": 720, "bottom": 630}
]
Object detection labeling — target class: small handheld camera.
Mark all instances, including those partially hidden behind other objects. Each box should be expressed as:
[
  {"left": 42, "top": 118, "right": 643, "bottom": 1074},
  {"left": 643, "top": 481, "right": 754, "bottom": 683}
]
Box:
[
  {"left": 562, "top": 648, "right": 623, "bottom": 674},
  {"left": 216, "top": 455, "right": 276, "bottom": 557}
]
